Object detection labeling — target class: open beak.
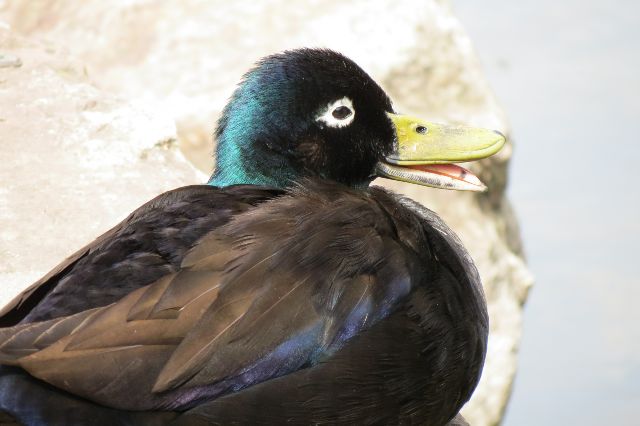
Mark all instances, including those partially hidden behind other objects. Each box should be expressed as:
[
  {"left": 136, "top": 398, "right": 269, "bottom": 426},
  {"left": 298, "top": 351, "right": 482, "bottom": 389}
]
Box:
[{"left": 376, "top": 113, "right": 506, "bottom": 191}]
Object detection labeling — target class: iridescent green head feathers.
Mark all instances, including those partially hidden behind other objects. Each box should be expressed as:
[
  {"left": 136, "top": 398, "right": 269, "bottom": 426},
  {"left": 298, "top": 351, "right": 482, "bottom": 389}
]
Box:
[
  {"left": 209, "top": 49, "right": 505, "bottom": 191},
  {"left": 209, "top": 49, "right": 394, "bottom": 188}
]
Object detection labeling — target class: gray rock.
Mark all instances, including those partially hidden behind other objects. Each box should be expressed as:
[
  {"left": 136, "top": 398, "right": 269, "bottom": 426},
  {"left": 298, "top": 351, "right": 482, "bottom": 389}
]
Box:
[
  {"left": 0, "top": 53, "right": 21, "bottom": 68},
  {"left": 0, "top": 1, "right": 533, "bottom": 424},
  {"left": 0, "top": 27, "right": 204, "bottom": 311}
]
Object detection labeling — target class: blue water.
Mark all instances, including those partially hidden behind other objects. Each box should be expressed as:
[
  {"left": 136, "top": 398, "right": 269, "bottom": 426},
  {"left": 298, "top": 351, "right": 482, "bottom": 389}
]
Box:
[{"left": 452, "top": 1, "right": 640, "bottom": 424}]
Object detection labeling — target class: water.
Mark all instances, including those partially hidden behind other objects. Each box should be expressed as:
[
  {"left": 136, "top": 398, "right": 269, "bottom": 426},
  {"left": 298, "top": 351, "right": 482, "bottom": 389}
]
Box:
[{"left": 452, "top": 1, "right": 640, "bottom": 424}]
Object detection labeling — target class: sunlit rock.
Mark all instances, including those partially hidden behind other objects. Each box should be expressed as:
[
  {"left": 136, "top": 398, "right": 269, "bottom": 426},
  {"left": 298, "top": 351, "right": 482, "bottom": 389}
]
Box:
[{"left": 0, "top": 27, "right": 204, "bottom": 306}]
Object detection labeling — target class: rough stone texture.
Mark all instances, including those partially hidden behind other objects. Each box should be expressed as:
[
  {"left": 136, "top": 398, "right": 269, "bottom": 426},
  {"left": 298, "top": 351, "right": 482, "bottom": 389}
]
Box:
[
  {"left": 0, "top": 1, "right": 533, "bottom": 425},
  {"left": 0, "top": 27, "right": 205, "bottom": 306}
]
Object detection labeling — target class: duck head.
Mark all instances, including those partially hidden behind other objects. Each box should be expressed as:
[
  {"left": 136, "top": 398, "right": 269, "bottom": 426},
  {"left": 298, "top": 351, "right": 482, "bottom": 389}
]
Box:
[{"left": 209, "top": 48, "right": 505, "bottom": 191}]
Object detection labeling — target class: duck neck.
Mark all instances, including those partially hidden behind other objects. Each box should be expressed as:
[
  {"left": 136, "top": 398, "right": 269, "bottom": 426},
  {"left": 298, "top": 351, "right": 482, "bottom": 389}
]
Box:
[
  {"left": 207, "top": 70, "right": 303, "bottom": 189},
  {"left": 208, "top": 138, "right": 297, "bottom": 189}
]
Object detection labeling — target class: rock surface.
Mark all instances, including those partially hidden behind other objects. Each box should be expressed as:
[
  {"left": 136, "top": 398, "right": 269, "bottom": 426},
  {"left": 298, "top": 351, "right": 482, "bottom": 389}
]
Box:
[
  {"left": 0, "top": 27, "right": 205, "bottom": 306},
  {"left": 0, "top": 1, "right": 533, "bottom": 425}
]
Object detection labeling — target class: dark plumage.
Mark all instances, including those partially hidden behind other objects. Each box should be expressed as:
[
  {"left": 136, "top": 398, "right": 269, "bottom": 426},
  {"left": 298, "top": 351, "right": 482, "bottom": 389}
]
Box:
[
  {"left": 0, "top": 185, "right": 281, "bottom": 325},
  {"left": 0, "top": 48, "right": 501, "bottom": 425},
  {"left": 211, "top": 49, "right": 395, "bottom": 188}
]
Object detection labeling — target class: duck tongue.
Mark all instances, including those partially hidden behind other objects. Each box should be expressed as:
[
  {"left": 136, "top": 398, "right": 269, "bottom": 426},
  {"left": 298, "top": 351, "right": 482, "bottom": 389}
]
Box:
[{"left": 407, "top": 164, "right": 485, "bottom": 189}]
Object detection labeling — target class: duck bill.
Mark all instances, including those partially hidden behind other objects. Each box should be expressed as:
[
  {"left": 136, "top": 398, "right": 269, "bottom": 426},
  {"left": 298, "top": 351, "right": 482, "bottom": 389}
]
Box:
[{"left": 377, "top": 113, "right": 506, "bottom": 191}]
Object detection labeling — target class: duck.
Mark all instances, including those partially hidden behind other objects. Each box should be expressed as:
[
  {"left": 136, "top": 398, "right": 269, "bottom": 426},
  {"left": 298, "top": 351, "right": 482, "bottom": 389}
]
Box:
[{"left": 0, "top": 48, "right": 504, "bottom": 425}]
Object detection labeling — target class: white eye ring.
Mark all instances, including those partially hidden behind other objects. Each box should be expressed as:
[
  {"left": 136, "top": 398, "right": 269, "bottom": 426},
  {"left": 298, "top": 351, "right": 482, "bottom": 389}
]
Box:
[{"left": 315, "top": 97, "right": 355, "bottom": 128}]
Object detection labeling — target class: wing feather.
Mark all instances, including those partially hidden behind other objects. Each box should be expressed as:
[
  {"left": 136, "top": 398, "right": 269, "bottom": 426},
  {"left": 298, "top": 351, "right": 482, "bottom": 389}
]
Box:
[
  {"left": 0, "top": 183, "right": 416, "bottom": 411},
  {"left": 0, "top": 185, "right": 281, "bottom": 326},
  {"left": 126, "top": 274, "right": 175, "bottom": 321}
]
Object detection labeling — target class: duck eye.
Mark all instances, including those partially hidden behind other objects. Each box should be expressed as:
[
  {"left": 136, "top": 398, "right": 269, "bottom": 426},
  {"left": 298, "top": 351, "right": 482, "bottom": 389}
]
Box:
[
  {"left": 416, "top": 125, "right": 428, "bottom": 134},
  {"left": 316, "top": 97, "right": 356, "bottom": 128},
  {"left": 332, "top": 106, "right": 352, "bottom": 120}
]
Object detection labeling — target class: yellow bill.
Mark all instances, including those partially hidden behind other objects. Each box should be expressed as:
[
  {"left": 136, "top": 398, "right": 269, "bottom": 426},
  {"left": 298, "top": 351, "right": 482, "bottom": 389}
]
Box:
[{"left": 377, "top": 113, "right": 506, "bottom": 191}]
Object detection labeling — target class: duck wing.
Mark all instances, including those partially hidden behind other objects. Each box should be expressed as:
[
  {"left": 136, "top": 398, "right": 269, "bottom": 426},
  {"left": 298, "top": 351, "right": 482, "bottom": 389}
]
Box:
[
  {"left": 0, "top": 365, "right": 470, "bottom": 426},
  {"left": 0, "top": 185, "right": 281, "bottom": 326},
  {"left": 0, "top": 184, "right": 415, "bottom": 411},
  {"left": 0, "top": 366, "right": 178, "bottom": 426}
]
